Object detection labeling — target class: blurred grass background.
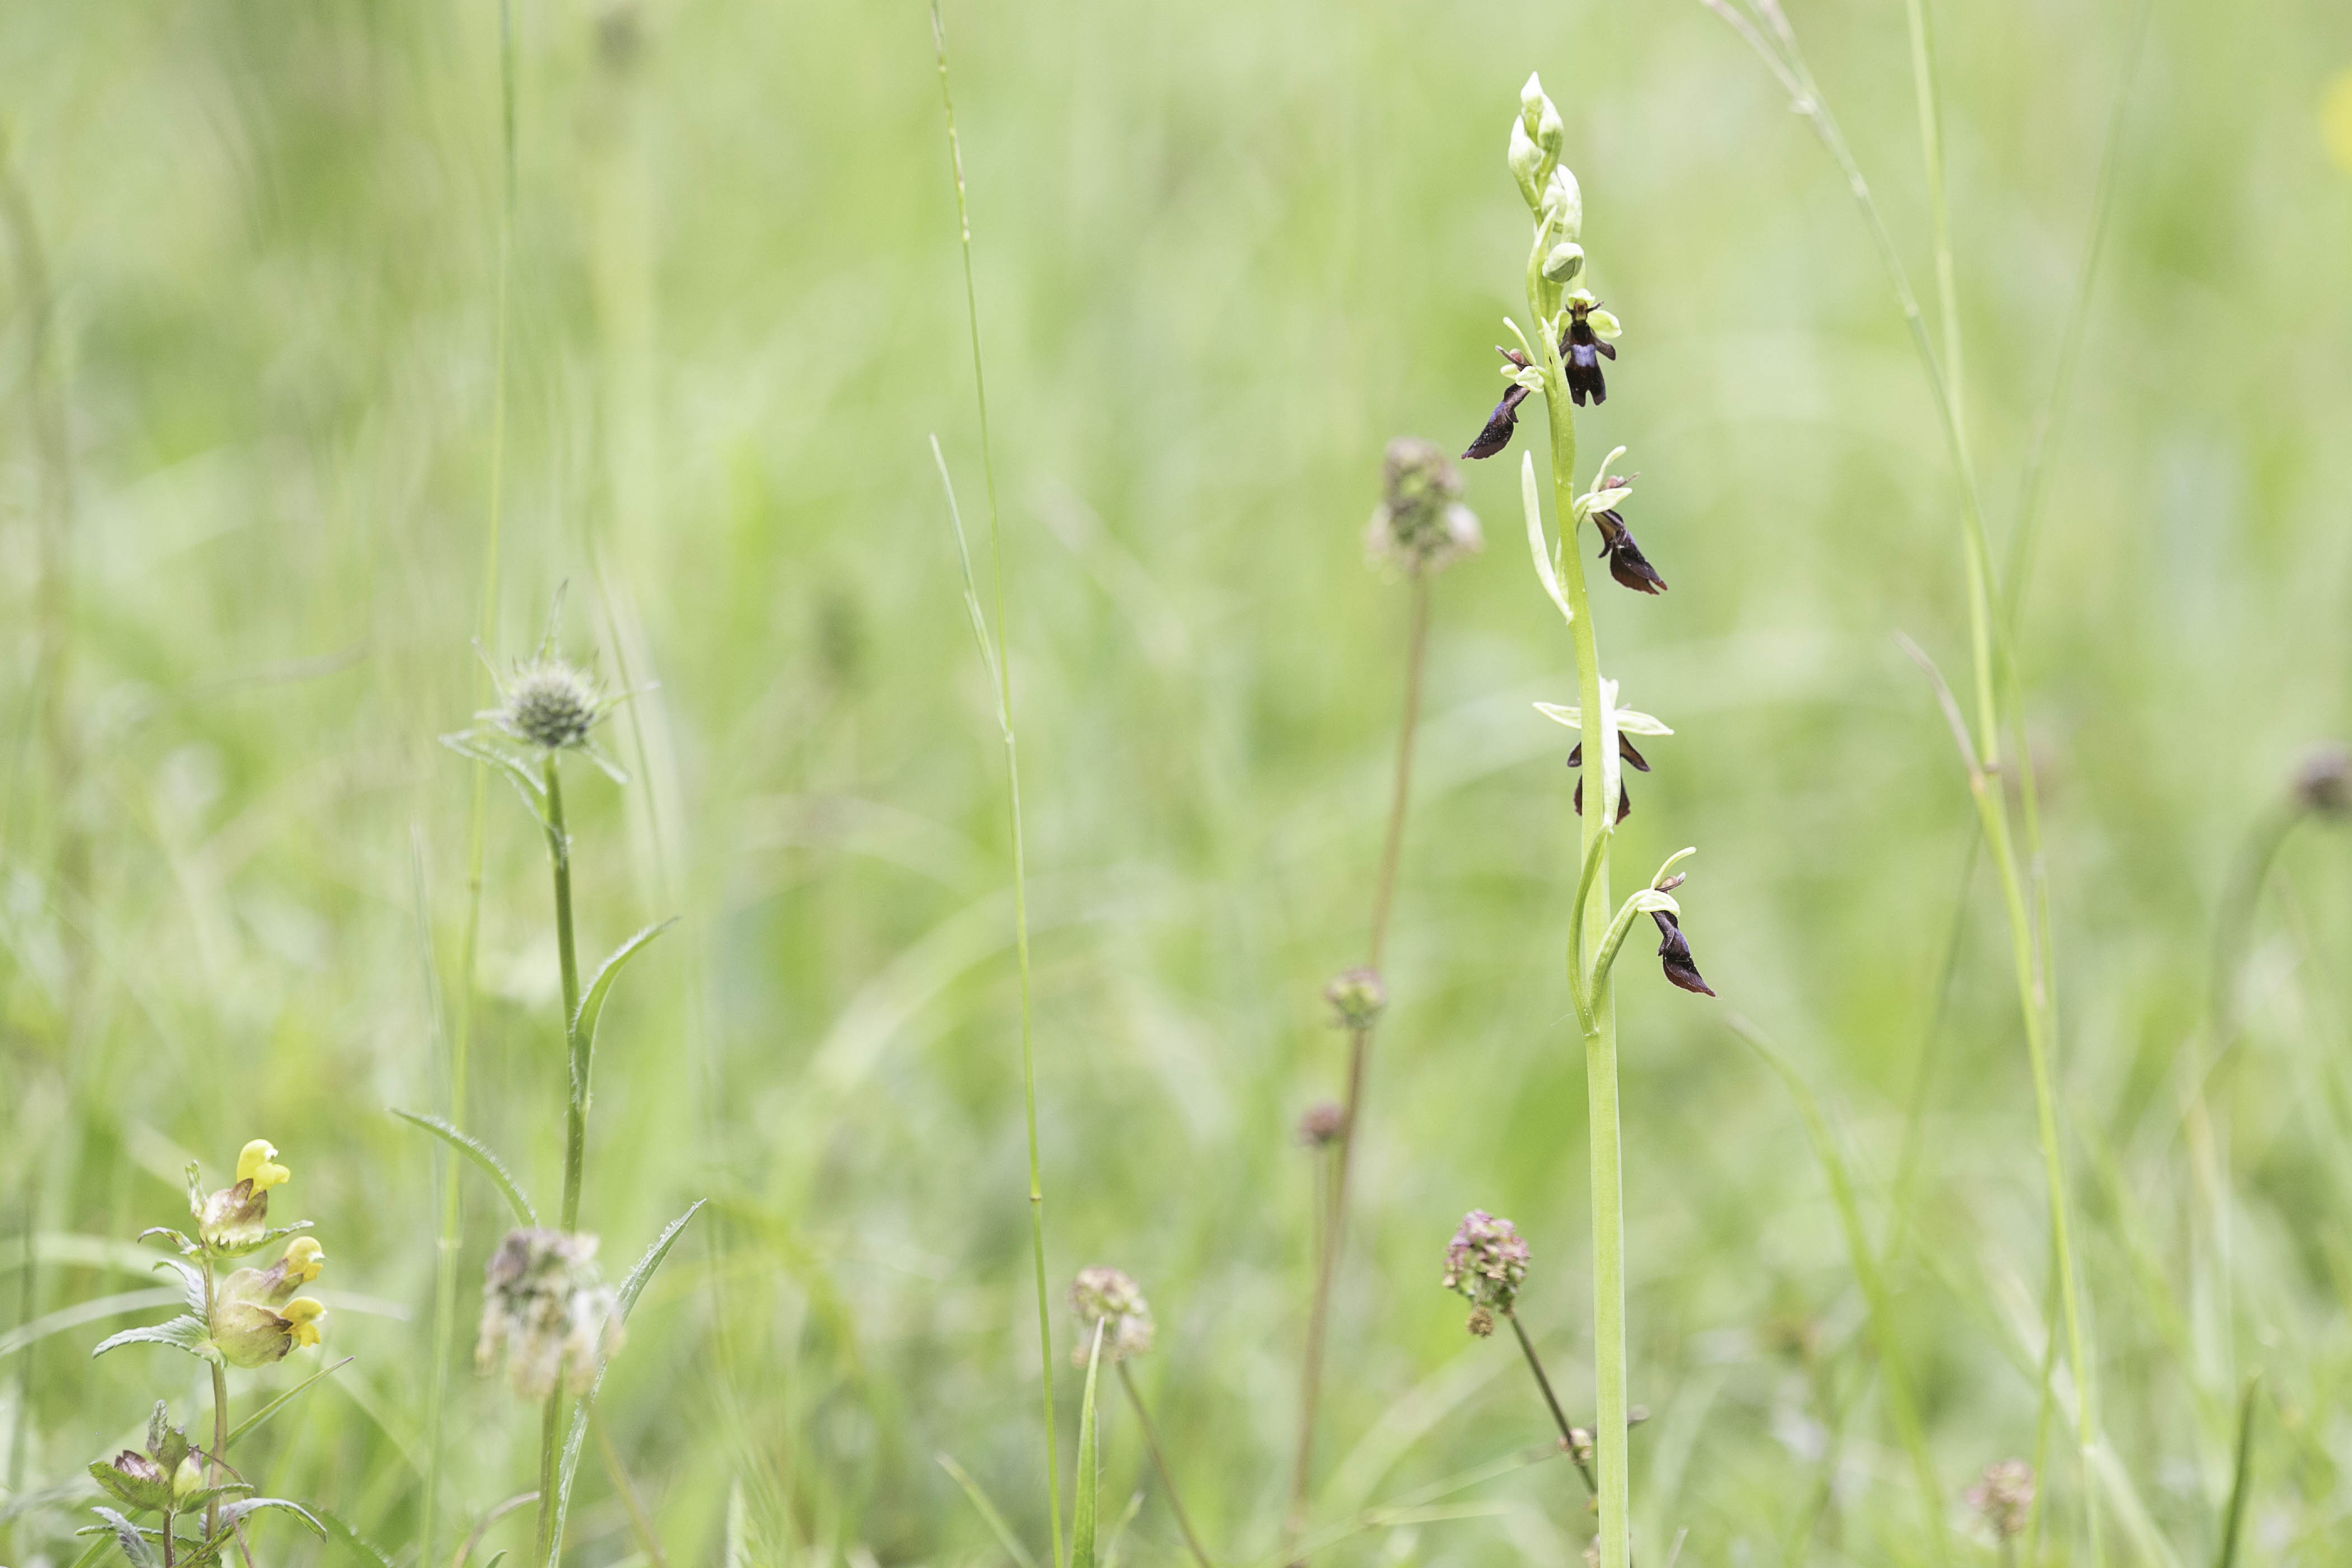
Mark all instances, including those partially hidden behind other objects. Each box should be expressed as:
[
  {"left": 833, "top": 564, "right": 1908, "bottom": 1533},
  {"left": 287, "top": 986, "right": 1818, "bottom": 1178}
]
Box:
[{"left": 4, "top": 0, "right": 2352, "bottom": 1563}]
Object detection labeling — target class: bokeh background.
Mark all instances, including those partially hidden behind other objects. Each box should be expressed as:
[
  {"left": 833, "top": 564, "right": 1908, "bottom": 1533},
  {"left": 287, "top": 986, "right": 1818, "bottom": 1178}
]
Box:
[{"left": 6, "top": 0, "right": 2352, "bottom": 1564}]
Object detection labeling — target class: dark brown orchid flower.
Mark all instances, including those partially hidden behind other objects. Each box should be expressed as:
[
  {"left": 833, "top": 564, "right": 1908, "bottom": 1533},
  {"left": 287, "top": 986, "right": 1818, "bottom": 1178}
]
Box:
[
  {"left": 1651, "top": 908, "right": 1714, "bottom": 996},
  {"left": 1592, "top": 503, "right": 1666, "bottom": 594},
  {"left": 1464, "top": 347, "right": 1534, "bottom": 460},
  {"left": 1566, "top": 733, "right": 1650, "bottom": 823},
  {"left": 1562, "top": 296, "right": 1616, "bottom": 407}
]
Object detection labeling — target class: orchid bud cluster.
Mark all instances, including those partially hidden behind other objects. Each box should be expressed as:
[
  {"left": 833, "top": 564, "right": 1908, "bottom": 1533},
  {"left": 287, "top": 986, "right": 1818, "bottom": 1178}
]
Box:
[{"left": 475, "top": 1228, "right": 626, "bottom": 1400}]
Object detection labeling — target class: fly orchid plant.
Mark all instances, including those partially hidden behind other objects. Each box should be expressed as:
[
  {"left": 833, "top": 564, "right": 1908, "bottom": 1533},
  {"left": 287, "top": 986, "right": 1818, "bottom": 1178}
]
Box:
[{"left": 1458, "top": 73, "right": 1716, "bottom": 1568}]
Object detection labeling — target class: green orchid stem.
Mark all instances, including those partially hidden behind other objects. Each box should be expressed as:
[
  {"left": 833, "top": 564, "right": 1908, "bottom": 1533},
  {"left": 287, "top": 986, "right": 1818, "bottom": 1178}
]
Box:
[{"left": 1531, "top": 284, "right": 1631, "bottom": 1568}]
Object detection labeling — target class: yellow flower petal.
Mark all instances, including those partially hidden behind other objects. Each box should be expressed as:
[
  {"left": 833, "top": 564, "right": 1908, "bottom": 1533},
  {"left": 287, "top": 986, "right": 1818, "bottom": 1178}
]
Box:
[
  {"left": 281, "top": 1236, "right": 325, "bottom": 1284},
  {"left": 2326, "top": 69, "right": 2352, "bottom": 176},
  {"left": 237, "top": 1139, "right": 290, "bottom": 1190},
  {"left": 283, "top": 1297, "right": 327, "bottom": 1348}
]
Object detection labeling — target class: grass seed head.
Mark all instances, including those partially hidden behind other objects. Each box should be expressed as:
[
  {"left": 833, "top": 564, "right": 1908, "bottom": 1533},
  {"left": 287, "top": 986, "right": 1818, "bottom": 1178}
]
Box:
[{"left": 1966, "top": 1459, "right": 2034, "bottom": 1540}]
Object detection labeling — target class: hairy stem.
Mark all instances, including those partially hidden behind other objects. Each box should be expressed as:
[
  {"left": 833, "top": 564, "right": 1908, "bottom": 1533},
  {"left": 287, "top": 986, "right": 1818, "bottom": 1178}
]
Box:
[
  {"left": 548, "top": 757, "right": 586, "bottom": 1230},
  {"left": 929, "top": 7, "right": 1061, "bottom": 1560},
  {"left": 1289, "top": 574, "right": 1432, "bottom": 1528},
  {"left": 537, "top": 753, "right": 583, "bottom": 1568},
  {"left": 1118, "top": 1363, "right": 1215, "bottom": 1568}
]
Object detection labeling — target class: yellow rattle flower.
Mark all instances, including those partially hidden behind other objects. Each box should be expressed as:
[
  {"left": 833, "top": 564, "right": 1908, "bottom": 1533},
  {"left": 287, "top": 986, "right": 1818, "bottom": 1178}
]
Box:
[
  {"left": 282, "top": 1298, "right": 327, "bottom": 1349},
  {"left": 237, "top": 1140, "right": 290, "bottom": 1190}
]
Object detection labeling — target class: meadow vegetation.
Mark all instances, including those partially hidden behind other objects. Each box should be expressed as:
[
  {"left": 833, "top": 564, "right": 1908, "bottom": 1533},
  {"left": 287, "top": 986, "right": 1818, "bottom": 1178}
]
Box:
[{"left": 6, "top": 1, "right": 2352, "bottom": 1565}]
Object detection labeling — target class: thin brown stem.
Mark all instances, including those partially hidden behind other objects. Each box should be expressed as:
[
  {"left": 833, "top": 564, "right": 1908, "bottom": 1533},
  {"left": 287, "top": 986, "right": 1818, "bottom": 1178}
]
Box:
[
  {"left": 1507, "top": 1315, "right": 1594, "bottom": 1496},
  {"left": 1118, "top": 1362, "right": 1215, "bottom": 1568},
  {"left": 454, "top": 1492, "right": 538, "bottom": 1568},
  {"left": 1287, "top": 573, "right": 1435, "bottom": 1535}
]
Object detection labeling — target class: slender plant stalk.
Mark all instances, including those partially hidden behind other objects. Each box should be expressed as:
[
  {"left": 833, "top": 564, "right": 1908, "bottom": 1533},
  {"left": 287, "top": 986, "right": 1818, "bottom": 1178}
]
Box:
[
  {"left": 1289, "top": 572, "right": 1433, "bottom": 1528},
  {"left": 929, "top": 8, "right": 1061, "bottom": 1562},
  {"left": 593, "top": 1408, "right": 673, "bottom": 1568},
  {"left": 1702, "top": 6, "right": 2105, "bottom": 1553},
  {"left": 534, "top": 1391, "right": 564, "bottom": 1568},
  {"left": 1519, "top": 269, "right": 1632, "bottom": 1568},
  {"left": 1505, "top": 1316, "right": 1595, "bottom": 1496},
  {"left": 535, "top": 753, "right": 585, "bottom": 1566},
  {"left": 1116, "top": 1363, "right": 1215, "bottom": 1568},
  {"left": 426, "top": 9, "right": 518, "bottom": 1565},
  {"left": 548, "top": 757, "right": 586, "bottom": 1229}
]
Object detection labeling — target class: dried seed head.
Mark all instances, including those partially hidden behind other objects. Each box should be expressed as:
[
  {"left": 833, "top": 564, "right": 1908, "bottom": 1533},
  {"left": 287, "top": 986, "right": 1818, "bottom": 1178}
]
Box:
[
  {"left": 1367, "top": 439, "right": 1482, "bottom": 577},
  {"left": 476, "top": 1229, "right": 625, "bottom": 1399},
  {"left": 1323, "top": 966, "right": 1387, "bottom": 1030},
  {"left": 1295, "top": 1100, "right": 1345, "bottom": 1148},
  {"left": 1442, "top": 1210, "right": 1531, "bottom": 1332},
  {"left": 1966, "top": 1459, "right": 2035, "bottom": 1541},
  {"left": 2294, "top": 743, "right": 2350, "bottom": 816},
  {"left": 1068, "top": 1265, "right": 1154, "bottom": 1365}
]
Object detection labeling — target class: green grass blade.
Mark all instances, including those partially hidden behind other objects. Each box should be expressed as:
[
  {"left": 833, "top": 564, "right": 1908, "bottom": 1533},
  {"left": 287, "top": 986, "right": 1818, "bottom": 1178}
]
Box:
[
  {"left": 226, "top": 1356, "right": 354, "bottom": 1448},
  {"left": 2216, "top": 1374, "right": 2260, "bottom": 1568},
  {"left": 392, "top": 1111, "right": 537, "bottom": 1229},
  {"left": 570, "top": 917, "right": 679, "bottom": 1049},
  {"left": 1727, "top": 1014, "right": 1951, "bottom": 1566},
  {"left": 938, "top": 1453, "right": 1043, "bottom": 1568},
  {"left": 1072, "top": 1321, "right": 1105, "bottom": 1568}
]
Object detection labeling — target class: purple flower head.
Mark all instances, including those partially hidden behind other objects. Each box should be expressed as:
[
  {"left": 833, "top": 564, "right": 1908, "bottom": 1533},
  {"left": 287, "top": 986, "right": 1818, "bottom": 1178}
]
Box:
[{"left": 1440, "top": 1210, "right": 1531, "bottom": 1335}]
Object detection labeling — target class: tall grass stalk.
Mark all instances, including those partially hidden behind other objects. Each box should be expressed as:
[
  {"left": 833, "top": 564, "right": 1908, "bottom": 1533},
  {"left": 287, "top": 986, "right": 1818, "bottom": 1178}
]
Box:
[
  {"left": 1289, "top": 572, "right": 1431, "bottom": 1528},
  {"left": 0, "top": 142, "right": 78, "bottom": 1564},
  {"left": 427, "top": 6, "right": 518, "bottom": 1565},
  {"left": 929, "top": 8, "right": 1062, "bottom": 1561},
  {"left": 1702, "top": 3, "right": 2104, "bottom": 1551}
]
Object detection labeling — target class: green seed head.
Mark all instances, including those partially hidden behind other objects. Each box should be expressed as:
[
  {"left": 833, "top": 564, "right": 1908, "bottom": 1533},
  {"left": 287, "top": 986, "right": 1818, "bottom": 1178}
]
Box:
[{"left": 503, "top": 660, "right": 604, "bottom": 751}]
